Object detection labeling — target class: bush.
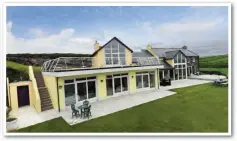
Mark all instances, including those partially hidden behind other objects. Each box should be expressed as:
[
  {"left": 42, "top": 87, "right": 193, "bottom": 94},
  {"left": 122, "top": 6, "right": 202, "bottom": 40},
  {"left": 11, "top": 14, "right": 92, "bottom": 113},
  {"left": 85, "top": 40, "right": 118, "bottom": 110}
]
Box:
[
  {"left": 200, "top": 70, "right": 227, "bottom": 77},
  {"left": 6, "top": 107, "right": 17, "bottom": 122}
]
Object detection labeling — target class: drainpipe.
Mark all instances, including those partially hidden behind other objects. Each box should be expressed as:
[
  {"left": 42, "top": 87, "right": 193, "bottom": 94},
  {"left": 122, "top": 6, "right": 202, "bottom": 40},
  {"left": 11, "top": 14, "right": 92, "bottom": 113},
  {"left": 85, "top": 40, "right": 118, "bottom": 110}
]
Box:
[{"left": 56, "top": 77, "right": 60, "bottom": 112}]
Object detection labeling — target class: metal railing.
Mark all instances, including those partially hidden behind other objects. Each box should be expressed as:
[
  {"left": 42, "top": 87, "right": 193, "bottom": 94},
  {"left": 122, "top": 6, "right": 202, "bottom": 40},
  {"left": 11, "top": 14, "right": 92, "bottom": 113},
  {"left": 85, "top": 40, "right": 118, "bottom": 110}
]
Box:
[{"left": 41, "top": 57, "right": 161, "bottom": 72}]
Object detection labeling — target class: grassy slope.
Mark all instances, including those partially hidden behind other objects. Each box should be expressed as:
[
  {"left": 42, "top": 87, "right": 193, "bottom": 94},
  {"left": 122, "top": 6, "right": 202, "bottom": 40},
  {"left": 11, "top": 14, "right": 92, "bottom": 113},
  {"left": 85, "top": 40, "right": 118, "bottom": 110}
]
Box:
[
  {"left": 199, "top": 55, "right": 228, "bottom": 75},
  {"left": 200, "top": 68, "right": 228, "bottom": 75},
  {"left": 199, "top": 55, "right": 228, "bottom": 68},
  {"left": 7, "top": 61, "right": 40, "bottom": 74},
  {"left": 16, "top": 83, "right": 228, "bottom": 133},
  {"left": 7, "top": 61, "right": 41, "bottom": 82}
]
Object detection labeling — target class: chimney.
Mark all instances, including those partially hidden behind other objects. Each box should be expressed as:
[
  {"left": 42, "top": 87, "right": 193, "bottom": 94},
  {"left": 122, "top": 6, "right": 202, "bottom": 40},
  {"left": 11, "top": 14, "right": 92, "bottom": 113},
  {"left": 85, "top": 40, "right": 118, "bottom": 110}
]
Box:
[
  {"left": 146, "top": 44, "right": 152, "bottom": 50},
  {"left": 94, "top": 40, "right": 100, "bottom": 51},
  {"left": 182, "top": 45, "right": 187, "bottom": 49}
]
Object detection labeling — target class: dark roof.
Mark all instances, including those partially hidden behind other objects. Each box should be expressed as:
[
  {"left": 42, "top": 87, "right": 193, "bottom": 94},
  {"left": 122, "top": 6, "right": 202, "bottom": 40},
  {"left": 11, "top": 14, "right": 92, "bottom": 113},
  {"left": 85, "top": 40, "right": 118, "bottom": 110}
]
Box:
[
  {"left": 133, "top": 49, "right": 153, "bottom": 57},
  {"left": 160, "top": 60, "right": 173, "bottom": 69},
  {"left": 165, "top": 50, "right": 179, "bottom": 59},
  {"left": 151, "top": 48, "right": 199, "bottom": 58},
  {"left": 91, "top": 37, "right": 133, "bottom": 56}
]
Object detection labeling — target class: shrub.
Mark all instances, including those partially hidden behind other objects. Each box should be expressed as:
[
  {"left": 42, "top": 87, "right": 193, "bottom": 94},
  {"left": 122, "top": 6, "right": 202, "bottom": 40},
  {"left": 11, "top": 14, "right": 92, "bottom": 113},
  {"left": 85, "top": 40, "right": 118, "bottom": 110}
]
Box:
[{"left": 6, "top": 107, "right": 17, "bottom": 122}]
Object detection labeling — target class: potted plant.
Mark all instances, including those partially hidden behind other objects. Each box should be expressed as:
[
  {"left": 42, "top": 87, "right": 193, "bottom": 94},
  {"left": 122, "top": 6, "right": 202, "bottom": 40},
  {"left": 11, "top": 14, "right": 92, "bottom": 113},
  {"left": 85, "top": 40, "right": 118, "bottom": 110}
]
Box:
[{"left": 6, "top": 107, "right": 18, "bottom": 131}]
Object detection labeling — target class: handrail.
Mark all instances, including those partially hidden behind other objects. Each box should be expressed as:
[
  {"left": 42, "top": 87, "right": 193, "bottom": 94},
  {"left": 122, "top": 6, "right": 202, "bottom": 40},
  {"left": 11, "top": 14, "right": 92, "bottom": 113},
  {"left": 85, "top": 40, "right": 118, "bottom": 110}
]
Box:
[{"left": 41, "top": 57, "right": 161, "bottom": 72}]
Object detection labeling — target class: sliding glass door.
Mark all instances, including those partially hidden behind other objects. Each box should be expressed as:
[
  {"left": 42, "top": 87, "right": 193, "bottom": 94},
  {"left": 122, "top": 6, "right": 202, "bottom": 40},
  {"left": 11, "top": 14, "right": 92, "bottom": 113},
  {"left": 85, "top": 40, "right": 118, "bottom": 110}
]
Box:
[
  {"left": 64, "top": 77, "right": 97, "bottom": 106},
  {"left": 136, "top": 72, "right": 154, "bottom": 90},
  {"left": 106, "top": 73, "right": 128, "bottom": 96}
]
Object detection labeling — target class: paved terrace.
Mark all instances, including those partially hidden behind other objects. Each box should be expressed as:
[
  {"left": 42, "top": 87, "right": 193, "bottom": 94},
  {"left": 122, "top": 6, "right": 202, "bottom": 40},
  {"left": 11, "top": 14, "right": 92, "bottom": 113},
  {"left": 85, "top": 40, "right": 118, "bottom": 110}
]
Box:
[{"left": 11, "top": 79, "right": 211, "bottom": 129}]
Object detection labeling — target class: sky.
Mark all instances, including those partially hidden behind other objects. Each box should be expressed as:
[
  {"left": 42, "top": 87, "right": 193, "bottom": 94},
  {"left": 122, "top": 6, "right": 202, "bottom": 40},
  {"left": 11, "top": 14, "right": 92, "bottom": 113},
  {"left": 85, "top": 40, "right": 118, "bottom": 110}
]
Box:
[{"left": 6, "top": 6, "right": 229, "bottom": 56}]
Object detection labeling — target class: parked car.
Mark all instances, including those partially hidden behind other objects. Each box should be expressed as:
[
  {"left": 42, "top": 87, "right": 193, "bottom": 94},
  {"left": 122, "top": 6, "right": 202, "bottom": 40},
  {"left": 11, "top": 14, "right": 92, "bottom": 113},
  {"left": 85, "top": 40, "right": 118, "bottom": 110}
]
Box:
[{"left": 160, "top": 77, "right": 171, "bottom": 86}]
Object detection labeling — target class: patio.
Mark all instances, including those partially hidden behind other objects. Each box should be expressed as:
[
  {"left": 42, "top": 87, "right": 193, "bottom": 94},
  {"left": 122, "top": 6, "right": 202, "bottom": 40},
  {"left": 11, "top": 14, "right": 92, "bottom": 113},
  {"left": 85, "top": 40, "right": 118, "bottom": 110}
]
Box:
[
  {"left": 60, "top": 89, "right": 176, "bottom": 125},
  {"left": 188, "top": 74, "right": 227, "bottom": 81},
  {"left": 11, "top": 106, "right": 60, "bottom": 129},
  {"left": 11, "top": 79, "right": 211, "bottom": 129},
  {"left": 160, "top": 79, "right": 211, "bottom": 90}
]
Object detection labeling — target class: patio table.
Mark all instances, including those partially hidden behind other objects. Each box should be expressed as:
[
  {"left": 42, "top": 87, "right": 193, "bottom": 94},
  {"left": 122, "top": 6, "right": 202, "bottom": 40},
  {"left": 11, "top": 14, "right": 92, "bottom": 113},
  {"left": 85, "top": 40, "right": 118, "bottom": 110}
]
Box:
[
  {"left": 77, "top": 104, "right": 90, "bottom": 110},
  {"left": 77, "top": 104, "right": 91, "bottom": 118}
]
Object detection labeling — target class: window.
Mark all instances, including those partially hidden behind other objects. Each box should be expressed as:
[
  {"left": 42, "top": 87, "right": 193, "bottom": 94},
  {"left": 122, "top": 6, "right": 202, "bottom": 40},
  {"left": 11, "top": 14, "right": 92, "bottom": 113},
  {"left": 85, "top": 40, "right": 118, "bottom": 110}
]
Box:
[
  {"left": 104, "top": 41, "right": 126, "bottom": 66},
  {"left": 64, "top": 76, "right": 97, "bottom": 106}
]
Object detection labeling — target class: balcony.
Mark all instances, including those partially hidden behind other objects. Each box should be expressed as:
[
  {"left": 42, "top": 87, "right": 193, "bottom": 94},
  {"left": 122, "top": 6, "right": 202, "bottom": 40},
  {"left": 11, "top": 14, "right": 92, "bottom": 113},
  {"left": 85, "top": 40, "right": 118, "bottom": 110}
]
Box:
[{"left": 41, "top": 57, "right": 161, "bottom": 72}]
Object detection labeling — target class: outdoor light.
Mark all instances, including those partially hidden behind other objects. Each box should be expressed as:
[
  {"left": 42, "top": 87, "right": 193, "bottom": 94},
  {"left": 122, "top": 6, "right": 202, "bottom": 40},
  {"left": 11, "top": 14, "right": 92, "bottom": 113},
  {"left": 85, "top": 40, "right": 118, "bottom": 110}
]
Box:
[
  {"left": 58, "top": 85, "right": 62, "bottom": 89},
  {"left": 132, "top": 76, "right": 134, "bottom": 78},
  {"left": 101, "top": 80, "right": 103, "bottom": 82}
]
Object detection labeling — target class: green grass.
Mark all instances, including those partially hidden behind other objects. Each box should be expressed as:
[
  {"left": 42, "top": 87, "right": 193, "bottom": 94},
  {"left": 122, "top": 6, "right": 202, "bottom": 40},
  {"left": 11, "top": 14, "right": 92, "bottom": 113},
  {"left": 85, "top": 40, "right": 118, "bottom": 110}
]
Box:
[
  {"left": 7, "top": 61, "right": 41, "bottom": 74},
  {"left": 6, "top": 61, "right": 41, "bottom": 82},
  {"left": 199, "top": 55, "right": 228, "bottom": 68},
  {"left": 15, "top": 83, "right": 228, "bottom": 133},
  {"left": 200, "top": 68, "right": 228, "bottom": 75}
]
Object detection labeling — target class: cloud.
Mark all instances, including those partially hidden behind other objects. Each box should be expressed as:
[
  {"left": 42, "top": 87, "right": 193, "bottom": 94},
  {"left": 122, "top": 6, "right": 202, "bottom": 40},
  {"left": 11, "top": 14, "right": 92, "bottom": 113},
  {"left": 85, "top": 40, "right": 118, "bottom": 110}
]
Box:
[
  {"left": 6, "top": 6, "right": 228, "bottom": 56},
  {"left": 7, "top": 21, "right": 99, "bottom": 54},
  {"left": 137, "top": 7, "right": 228, "bottom": 56}
]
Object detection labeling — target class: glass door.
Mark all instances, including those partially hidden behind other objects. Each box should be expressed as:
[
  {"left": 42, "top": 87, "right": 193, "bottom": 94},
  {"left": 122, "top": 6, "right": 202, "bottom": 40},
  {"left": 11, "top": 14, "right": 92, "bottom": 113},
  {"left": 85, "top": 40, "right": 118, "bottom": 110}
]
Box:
[
  {"left": 106, "top": 77, "right": 113, "bottom": 96},
  {"left": 121, "top": 77, "right": 128, "bottom": 92},
  {"left": 143, "top": 74, "right": 149, "bottom": 88},
  {"left": 77, "top": 82, "right": 87, "bottom": 102},
  {"left": 114, "top": 77, "right": 122, "bottom": 93}
]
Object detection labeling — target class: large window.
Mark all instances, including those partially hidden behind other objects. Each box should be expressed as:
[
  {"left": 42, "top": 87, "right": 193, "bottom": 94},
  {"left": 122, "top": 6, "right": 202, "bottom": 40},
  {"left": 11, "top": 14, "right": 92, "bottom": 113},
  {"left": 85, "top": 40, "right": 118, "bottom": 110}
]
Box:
[
  {"left": 64, "top": 77, "right": 97, "bottom": 106},
  {"left": 173, "top": 52, "right": 187, "bottom": 80},
  {"left": 136, "top": 71, "right": 155, "bottom": 89},
  {"left": 104, "top": 41, "right": 126, "bottom": 66},
  {"left": 106, "top": 73, "right": 128, "bottom": 96}
]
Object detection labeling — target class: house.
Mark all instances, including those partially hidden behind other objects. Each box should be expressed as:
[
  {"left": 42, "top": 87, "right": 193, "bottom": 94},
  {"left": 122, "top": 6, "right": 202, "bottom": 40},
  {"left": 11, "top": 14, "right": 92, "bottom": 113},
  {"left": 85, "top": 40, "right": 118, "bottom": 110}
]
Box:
[{"left": 7, "top": 37, "right": 199, "bottom": 113}]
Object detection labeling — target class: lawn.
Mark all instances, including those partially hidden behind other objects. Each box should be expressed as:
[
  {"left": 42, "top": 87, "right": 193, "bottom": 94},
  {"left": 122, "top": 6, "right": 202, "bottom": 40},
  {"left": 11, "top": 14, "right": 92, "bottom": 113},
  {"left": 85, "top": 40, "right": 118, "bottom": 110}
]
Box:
[
  {"left": 199, "top": 55, "right": 228, "bottom": 76},
  {"left": 15, "top": 83, "right": 228, "bottom": 133},
  {"left": 200, "top": 68, "right": 228, "bottom": 75},
  {"left": 7, "top": 61, "right": 41, "bottom": 73},
  {"left": 199, "top": 55, "right": 228, "bottom": 68},
  {"left": 7, "top": 61, "right": 41, "bottom": 82}
]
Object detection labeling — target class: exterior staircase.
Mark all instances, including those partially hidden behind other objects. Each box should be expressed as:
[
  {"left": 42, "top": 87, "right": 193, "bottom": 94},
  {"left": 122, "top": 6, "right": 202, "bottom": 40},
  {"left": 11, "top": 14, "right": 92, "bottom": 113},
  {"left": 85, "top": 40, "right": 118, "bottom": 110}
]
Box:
[{"left": 34, "top": 71, "right": 53, "bottom": 112}]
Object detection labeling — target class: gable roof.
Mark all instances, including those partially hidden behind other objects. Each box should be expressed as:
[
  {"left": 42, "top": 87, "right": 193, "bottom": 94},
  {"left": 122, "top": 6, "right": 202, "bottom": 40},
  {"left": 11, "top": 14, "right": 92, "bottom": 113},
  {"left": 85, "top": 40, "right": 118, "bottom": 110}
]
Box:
[
  {"left": 165, "top": 50, "right": 179, "bottom": 59},
  {"left": 160, "top": 60, "right": 173, "bottom": 69},
  {"left": 91, "top": 37, "right": 133, "bottom": 56},
  {"left": 151, "top": 48, "right": 199, "bottom": 58}
]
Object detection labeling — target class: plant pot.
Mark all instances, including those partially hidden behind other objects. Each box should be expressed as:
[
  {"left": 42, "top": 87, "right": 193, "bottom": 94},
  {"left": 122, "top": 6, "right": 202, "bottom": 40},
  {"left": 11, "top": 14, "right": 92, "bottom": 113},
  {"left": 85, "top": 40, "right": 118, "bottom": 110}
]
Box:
[{"left": 6, "top": 119, "right": 18, "bottom": 131}]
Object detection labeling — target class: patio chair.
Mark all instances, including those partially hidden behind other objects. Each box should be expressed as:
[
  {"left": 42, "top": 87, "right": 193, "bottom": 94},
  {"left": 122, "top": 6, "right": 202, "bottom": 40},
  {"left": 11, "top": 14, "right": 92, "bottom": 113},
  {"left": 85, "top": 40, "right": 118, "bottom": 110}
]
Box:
[
  {"left": 83, "top": 100, "right": 89, "bottom": 106},
  {"left": 71, "top": 104, "right": 80, "bottom": 118},
  {"left": 83, "top": 105, "right": 92, "bottom": 119}
]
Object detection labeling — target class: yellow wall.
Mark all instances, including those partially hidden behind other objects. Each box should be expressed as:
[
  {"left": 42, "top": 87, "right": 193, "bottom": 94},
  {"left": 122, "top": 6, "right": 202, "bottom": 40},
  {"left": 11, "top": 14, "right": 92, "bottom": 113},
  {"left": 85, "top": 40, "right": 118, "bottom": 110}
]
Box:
[
  {"left": 8, "top": 81, "right": 33, "bottom": 110},
  {"left": 128, "top": 71, "right": 136, "bottom": 93},
  {"left": 29, "top": 66, "right": 41, "bottom": 112},
  {"left": 43, "top": 75, "right": 59, "bottom": 110},
  {"left": 125, "top": 48, "right": 132, "bottom": 66},
  {"left": 97, "top": 73, "right": 107, "bottom": 99},
  {"left": 92, "top": 48, "right": 105, "bottom": 68},
  {"left": 43, "top": 68, "right": 160, "bottom": 110},
  {"left": 166, "top": 59, "right": 174, "bottom": 67}
]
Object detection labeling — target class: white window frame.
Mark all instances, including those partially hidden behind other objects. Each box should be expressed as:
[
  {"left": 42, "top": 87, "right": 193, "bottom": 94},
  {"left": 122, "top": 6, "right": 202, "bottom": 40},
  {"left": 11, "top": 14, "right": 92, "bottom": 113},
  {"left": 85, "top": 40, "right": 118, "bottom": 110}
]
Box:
[
  {"left": 106, "top": 73, "right": 129, "bottom": 97},
  {"left": 173, "top": 53, "right": 187, "bottom": 80},
  {"left": 136, "top": 72, "right": 151, "bottom": 90},
  {"left": 104, "top": 42, "right": 125, "bottom": 66},
  {"left": 63, "top": 77, "right": 97, "bottom": 107}
]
